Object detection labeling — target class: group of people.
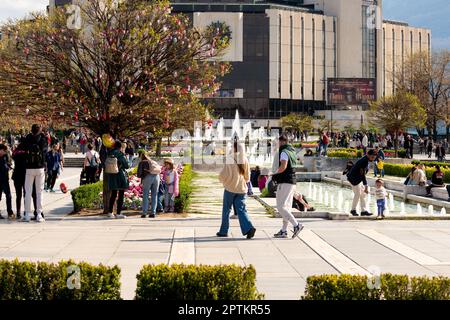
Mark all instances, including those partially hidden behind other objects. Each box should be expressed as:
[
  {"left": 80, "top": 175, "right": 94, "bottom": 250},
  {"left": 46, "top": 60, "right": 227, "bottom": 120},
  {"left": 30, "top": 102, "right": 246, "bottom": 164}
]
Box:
[
  {"left": 216, "top": 135, "right": 305, "bottom": 240},
  {"left": 0, "top": 124, "right": 60, "bottom": 221}
]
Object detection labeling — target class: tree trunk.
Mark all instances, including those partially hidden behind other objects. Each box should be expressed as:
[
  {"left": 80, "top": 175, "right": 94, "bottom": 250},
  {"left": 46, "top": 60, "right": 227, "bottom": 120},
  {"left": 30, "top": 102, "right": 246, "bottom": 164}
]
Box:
[
  {"left": 433, "top": 116, "right": 438, "bottom": 141},
  {"left": 394, "top": 130, "right": 399, "bottom": 158},
  {"left": 156, "top": 138, "right": 162, "bottom": 157},
  {"left": 447, "top": 124, "right": 450, "bottom": 143}
]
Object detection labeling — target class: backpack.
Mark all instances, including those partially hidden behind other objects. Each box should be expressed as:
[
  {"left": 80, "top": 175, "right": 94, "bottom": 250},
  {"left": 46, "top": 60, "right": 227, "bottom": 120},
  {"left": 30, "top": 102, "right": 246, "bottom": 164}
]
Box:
[
  {"left": 27, "top": 136, "right": 44, "bottom": 167},
  {"left": 88, "top": 153, "right": 99, "bottom": 168},
  {"left": 104, "top": 155, "right": 119, "bottom": 174}
]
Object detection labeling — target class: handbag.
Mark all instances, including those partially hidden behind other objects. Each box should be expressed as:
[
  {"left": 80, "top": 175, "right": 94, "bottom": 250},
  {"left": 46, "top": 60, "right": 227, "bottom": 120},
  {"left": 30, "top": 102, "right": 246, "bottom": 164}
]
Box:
[
  {"left": 104, "top": 155, "right": 119, "bottom": 174},
  {"left": 404, "top": 176, "right": 410, "bottom": 185}
]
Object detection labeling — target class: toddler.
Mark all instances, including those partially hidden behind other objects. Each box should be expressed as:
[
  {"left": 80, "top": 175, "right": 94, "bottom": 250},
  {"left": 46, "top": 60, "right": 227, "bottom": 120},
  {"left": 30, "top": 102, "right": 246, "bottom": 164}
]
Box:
[{"left": 375, "top": 179, "right": 387, "bottom": 219}]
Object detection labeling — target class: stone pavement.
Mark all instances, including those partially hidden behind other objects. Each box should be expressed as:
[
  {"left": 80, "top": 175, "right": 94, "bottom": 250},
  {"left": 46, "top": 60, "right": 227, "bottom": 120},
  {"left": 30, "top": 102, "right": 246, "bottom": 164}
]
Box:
[{"left": 1, "top": 171, "right": 450, "bottom": 300}]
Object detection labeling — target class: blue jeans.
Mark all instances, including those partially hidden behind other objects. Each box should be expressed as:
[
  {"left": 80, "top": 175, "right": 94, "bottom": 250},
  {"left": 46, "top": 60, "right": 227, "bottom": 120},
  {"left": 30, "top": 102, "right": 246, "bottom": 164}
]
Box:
[
  {"left": 377, "top": 199, "right": 385, "bottom": 216},
  {"left": 374, "top": 165, "right": 385, "bottom": 177},
  {"left": 142, "top": 174, "right": 160, "bottom": 215},
  {"left": 219, "top": 190, "right": 254, "bottom": 236}
]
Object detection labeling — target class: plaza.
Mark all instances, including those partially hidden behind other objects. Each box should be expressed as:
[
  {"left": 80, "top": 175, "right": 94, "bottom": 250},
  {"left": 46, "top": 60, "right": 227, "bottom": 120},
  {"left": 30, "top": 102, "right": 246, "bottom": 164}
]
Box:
[
  {"left": 1, "top": 168, "right": 450, "bottom": 299},
  {"left": 0, "top": 0, "right": 449, "bottom": 303}
]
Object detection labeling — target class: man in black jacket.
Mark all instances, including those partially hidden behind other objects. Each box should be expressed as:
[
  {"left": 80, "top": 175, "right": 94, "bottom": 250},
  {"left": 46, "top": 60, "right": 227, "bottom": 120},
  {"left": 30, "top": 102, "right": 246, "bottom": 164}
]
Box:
[
  {"left": 23, "top": 124, "right": 48, "bottom": 222},
  {"left": 347, "top": 149, "right": 377, "bottom": 216}
]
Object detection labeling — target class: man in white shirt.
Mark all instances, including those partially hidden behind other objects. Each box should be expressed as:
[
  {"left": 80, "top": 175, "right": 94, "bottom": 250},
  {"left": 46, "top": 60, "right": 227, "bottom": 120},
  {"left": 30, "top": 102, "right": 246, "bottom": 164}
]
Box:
[{"left": 83, "top": 144, "right": 100, "bottom": 184}]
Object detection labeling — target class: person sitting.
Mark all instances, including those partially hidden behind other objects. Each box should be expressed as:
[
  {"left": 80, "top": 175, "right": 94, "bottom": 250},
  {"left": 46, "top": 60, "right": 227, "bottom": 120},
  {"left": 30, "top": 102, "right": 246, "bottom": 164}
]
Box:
[
  {"left": 304, "top": 149, "right": 314, "bottom": 157},
  {"left": 258, "top": 168, "right": 270, "bottom": 192},
  {"left": 409, "top": 164, "right": 427, "bottom": 186},
  {"left": 426, "top": 165, "right": 445, "bottom": 196},
  {"left": 292, "top": 192, "right": 315, "bottom": 212}
]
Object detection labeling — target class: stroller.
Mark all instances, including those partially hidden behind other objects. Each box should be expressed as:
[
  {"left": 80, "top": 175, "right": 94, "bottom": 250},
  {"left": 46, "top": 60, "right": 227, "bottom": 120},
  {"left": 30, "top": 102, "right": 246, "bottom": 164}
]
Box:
[{"left": 79, "top": 168, "right": 88, "bottom": 186}]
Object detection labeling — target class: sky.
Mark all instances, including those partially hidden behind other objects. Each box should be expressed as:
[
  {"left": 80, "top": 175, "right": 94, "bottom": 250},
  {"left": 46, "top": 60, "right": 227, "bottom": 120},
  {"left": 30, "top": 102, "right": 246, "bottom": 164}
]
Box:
[{"left": 0, "top": 0, "right": 449, "bottom": 49}]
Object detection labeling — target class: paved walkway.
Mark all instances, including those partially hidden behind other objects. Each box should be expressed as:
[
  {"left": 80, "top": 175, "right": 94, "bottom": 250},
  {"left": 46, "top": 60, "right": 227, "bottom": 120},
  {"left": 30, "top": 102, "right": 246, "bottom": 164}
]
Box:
[{"left": 1, "top": 171, "right": 450, "bottom": 300}]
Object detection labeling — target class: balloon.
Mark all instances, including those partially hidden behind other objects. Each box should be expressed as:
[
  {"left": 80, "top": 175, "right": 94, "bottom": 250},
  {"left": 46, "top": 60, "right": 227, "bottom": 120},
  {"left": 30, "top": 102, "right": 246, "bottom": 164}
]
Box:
[
  {"left": 102, "top": 134, "right": 115, "bottom": 149},
  {"left": 60, "top": 183, "right": 68, "bottom": 194}
]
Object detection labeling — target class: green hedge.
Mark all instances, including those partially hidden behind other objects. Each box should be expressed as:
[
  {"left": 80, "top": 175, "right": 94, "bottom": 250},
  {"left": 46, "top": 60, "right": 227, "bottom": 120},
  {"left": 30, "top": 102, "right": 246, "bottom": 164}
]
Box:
[
  {"left": 175, "top": 164, "right": 194, "bottom": 213},
  {"left": 327, "top": 150, "right": 362, "bottom": 158},
  {"left": 411, "top": 160, "right": 450, "bottom": 169},
  {"left": 0, "top": 259, "right": 121, "bottom": 300},
  {"left": 302, "top": 274, "right": 450, "bottom": 300},
  {"left": 71, "top": 181, "right": 103, "bottom": 213},
  {"left": 135, "top": 264, "right": 263, "bottom": 300},
  {"left": 384, "top": 163, "right": 450, "bottom": 183}
]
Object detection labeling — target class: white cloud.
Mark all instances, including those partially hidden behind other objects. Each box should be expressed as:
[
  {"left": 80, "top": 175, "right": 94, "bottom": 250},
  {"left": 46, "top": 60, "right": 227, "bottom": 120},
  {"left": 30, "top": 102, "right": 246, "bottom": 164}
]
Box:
[{"left": 0, "top": 0, "right": 48, "bottom": 24}]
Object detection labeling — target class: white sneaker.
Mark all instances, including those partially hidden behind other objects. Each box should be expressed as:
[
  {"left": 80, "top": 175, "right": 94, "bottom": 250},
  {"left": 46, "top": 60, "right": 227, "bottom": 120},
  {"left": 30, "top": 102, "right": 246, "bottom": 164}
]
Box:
[
  {"left": 115, "top": 214, "right": 126, "bottom": 219},
  {"left": 23, "top": 213, "right": 31, "bottom": 222},
  {"left": 36, "top": 214, "right": 45, "bottom": 223},
  {"left": 107, "top": 213, "right": 115, "bottom": 219}
]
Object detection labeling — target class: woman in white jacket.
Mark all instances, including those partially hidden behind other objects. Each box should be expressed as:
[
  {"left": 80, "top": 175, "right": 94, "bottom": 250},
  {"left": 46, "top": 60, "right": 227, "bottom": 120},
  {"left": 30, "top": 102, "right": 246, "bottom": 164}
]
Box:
[{"left": 217, "top": 141, "right": 256, "bottom": 239}]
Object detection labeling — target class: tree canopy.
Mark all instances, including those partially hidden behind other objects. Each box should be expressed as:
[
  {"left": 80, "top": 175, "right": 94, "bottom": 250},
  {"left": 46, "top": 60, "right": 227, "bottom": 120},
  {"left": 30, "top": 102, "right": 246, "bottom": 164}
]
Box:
[{"left": 0, "top": 0, "right": 230, "bottom": 138}]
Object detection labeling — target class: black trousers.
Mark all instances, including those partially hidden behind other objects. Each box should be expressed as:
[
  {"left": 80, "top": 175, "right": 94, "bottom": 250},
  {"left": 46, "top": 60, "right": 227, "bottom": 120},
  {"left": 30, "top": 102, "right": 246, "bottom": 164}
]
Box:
[
  {"left": 13, "top": 179, "right": 39, "bottom": 217},
  {"left": 109, "top": 190, "right": 125, "bottom": 215},
  {"left": 47, "top": 170, "right": 58, "bottom": 190},
  {"left": 0, "top": 178, "right": 13, "bottom": 215},
  {"left": 86, "top": 166, "right": 97, "bottom": 184}
]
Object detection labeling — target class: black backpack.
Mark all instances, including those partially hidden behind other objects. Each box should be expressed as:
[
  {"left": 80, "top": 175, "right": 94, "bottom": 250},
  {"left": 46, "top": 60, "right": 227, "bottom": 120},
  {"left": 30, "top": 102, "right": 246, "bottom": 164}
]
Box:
[{"left": 26, "top": 136, "right": 44, "bottom": 167}]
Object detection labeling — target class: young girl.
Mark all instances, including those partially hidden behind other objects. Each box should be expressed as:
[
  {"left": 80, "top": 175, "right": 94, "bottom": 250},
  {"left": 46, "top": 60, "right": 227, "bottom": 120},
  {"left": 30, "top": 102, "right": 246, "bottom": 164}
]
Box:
[
  {"left": 162, "top": 158, "right": 179, "bottom": 213},
  {"left": 375, "top": 179, "right": 387, "bottom": 219}
]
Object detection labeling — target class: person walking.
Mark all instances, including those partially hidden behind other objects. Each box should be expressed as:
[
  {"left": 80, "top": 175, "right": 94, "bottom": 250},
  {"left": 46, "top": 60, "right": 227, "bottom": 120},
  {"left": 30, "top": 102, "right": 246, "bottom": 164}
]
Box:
[
  {"left": 375, "top": 179, "right": 387, "bottom": 219},
  {"left": 361, "top": 133, "right": 369, "bottom": 155},
  {"left": 346, "top": 149, "right": 377, "bottom": 216},
  {"left": 138, "top": 152, "right": 161, "bottom": 218},
  {"left": 11, "top": 139, "right": 27, "bottom": 219},
  {"left": 84, "top": 144, "right": 100, "bottom": 184},
  {"left": 427, "top": 139, "right": 433, "bottom": 158},
  {"left": 217, "top": 141, "right": 256, "bottom": 239},
  {"left": 23, "top": 124, "right": 48, "bottom": 222},
  {"left": 162, "top": 158, "right": 179, "bottom": 213},
  {"left": 373, "top": 145, "right": 385, "bottom": 178},
  {"left": 436, "top": 142, "right": 445, "bottom": 162},
  {"left": 272, "top": 135, "right": 303, "bottom": 239},
  {"left": 45, "top": 144, "right": 63, "bottom": 193},
  {"left": 79, "top": 134, "right": 87, "bottom": 154},
  {"left": 106, "top": 141, "right": 129, "bottom": 219},
  {"left": 0, "top": 144, "right": 14, "bottom": 219}
]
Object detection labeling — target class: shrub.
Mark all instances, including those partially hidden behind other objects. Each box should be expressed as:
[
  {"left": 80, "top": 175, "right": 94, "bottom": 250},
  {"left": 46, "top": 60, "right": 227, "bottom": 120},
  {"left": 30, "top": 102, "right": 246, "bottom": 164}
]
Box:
[
  {"left": 411, "top": 160, "right": 450, "bottom": 169},
  {"left": 384, "top": 163, "right": 450, "bottom": 183},
  {"left": 135, "top": 264, "right": 263, "bottom": 300},
  {"left": 302, "top": 274, "right": 450, "bottom": 300},
  {"left": 175, "top": 164, "right": 194, "bottom": 213},
  {"left": 71, "top": 181, "right": 103, "bottom": 213},
  {"left": 383, "top": 149, "right": 407, "bottom": 158},
  {"left": 260, "top": 187, "right": 270, "bottom": 198},
  {"left": 0, "top": 259, "right": 121, "bottom": 300}
]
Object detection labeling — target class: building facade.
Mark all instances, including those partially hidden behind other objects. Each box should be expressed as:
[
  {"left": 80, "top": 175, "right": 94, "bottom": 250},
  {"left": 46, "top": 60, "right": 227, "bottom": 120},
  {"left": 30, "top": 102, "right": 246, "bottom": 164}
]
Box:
[{"left": 48, "top": 0, "right": 431, "bottom": 127}]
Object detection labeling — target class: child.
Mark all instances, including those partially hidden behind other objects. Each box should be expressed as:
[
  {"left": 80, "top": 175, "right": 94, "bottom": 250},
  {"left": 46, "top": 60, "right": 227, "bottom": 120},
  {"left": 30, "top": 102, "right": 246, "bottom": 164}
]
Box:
[
  {"left": 376, "top": 159, "right": 384, "bottom": 178},
  {"left": 162, "top": 158, "right": 179, "bottom": 213},
  {"left": 258, "top": 168, "right": 269, "bottom": 192},
  {"left": 375, "top": 179, "right": 387, "bottom": 219}
]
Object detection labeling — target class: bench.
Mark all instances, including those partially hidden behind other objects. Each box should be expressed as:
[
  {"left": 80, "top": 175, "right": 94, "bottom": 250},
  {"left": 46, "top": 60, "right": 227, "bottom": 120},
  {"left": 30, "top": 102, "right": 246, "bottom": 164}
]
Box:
[
  {"left": 403, "top": 185, "right": 428, "bottom": 197},
  {"left": 431, "top": 187, "right": 448, "bottom": 201}
]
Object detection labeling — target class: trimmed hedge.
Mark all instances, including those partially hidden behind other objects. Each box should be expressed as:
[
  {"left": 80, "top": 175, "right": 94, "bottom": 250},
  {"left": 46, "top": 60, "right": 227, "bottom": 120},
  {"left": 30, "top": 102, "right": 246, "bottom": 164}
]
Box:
[
  {"left": 383, "top": 163, "right": 450, "bottom": 183},
  {"left": 327, "top": 150, "right": 362, "bottom": 159},
  {"left": 412, "top": 160, "right": 450, "bottom": 169},
  {"left": 302, "top": 274, "right": 450, "bottom": 300},
  {"left": 71, "top": 181, "right": 103, "bottom": 213},
  {"left": 0, "top": 259, "right": 121, "bottom": 300},
  {"left": 135, "top": 264, "right": 263, "bottom": 300},
  {"left": 175, "top": 164, "right": 194, "bottom": 213}
]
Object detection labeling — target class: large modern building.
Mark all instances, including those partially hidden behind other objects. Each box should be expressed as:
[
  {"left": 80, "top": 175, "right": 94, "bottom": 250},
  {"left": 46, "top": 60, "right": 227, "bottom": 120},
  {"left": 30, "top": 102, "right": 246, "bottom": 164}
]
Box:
[{"left": 48, "top": 0, "right": 431, "bottom": 128}]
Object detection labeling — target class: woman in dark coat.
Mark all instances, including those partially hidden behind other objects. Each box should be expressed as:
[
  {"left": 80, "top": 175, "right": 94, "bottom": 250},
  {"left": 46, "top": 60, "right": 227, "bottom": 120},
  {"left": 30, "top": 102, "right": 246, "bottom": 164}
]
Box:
[{"left": 107, "top": 141, "right": 129, "bottom": 219}]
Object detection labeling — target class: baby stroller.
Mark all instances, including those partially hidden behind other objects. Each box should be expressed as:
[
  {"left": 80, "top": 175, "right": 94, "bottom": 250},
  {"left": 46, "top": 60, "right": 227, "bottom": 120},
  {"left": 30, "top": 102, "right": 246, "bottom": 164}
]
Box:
[{"left": 79, "top": 168, "right": 88, "bottom": 186}]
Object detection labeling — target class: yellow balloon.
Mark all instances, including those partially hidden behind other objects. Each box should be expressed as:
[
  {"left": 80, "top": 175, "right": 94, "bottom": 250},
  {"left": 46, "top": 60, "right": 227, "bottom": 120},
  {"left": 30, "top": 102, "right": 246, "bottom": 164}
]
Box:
[{"left": 102, "top": 134, "right": 115, "bottom": 149}]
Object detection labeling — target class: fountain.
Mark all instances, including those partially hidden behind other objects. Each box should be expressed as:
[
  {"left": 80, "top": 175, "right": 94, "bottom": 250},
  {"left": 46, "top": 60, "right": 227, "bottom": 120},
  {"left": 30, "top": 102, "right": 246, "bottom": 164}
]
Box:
[
  {"left": 338, "top": 191, "right": 344, "bottom": 211},
  {"left": 312, "top": 185, "right": 317, "bottom": 201},
  {"left": 367, "top": 188, "right": 371, "bottom": 206},
  {"left": 344, "top": 201, "right": 350, "bottom": 214},
  {"left": 417, "top": 203, "right": 423, "bottom": 215},
  {"left": 308, "top": 180, "right": 313, "bottom": 198},
  {"left": 428, "top": 205, "right": 434, "bottom": 215},
  {"left": 400, "top": 202, "right": 406, "bottom": 215},
  {"left": 330, "top": 195, "right": 335, "bottom": 209},
  {"left": 324, "top": 191, "right": 329, "bottom": 207},
  {"left": 216, "top": 118, "right": 224, "bottom": 141},
  {"left": 385, "top": 204, "right": 390, "bottom": 216},
  {"left": 389, "top": 193, "right": 395, "bottom": 211},
  {"left": 440, "top": 207, "right": 447, "bottom": 215},
  {"left": 318, "top": 187, "right": 323, "bottom": 204},
  {"left": 373, "top": 202, "right": 378, "bottom": 216},
  {"left": 231, "top": 109, "right": 241, "bottom": 139}
]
